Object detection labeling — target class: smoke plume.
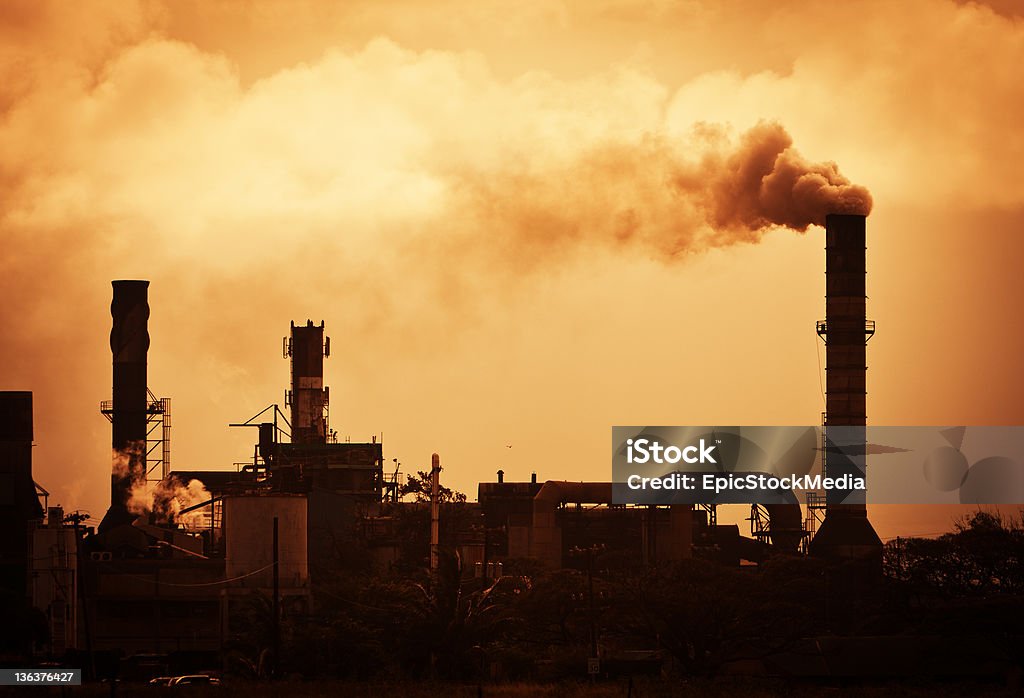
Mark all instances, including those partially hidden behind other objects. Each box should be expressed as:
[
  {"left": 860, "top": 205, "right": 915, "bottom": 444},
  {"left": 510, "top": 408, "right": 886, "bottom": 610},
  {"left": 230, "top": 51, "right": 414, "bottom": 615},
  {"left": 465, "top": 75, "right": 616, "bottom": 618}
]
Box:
[
  {"left": 128, "top": 476, "right": 212, "bottom": 528},
  {"left": 111, "top": 442, "right": 147, "bottom": 497},
  {"left": 701, "top": 121, "right": 872, "bottom": 231},
  {"left": 447, "top": 121, "right": 871, "bottom": 267}
]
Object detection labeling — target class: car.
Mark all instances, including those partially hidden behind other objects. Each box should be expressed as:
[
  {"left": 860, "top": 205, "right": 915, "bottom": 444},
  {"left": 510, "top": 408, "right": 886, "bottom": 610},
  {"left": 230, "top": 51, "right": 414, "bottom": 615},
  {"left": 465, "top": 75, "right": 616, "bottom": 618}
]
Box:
[
  {"left": 169, "top": 675, "right": 221, "bottom": 687},
  {"left": 149, "top": 676, "right": 175, "bottom": 686}
]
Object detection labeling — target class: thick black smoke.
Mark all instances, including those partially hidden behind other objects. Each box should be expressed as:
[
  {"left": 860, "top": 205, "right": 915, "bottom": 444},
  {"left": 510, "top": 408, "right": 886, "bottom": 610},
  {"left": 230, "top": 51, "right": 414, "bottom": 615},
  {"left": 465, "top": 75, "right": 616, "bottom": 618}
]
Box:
[{"left": 448, "top": 121, "right": 872, "bottom": 265}]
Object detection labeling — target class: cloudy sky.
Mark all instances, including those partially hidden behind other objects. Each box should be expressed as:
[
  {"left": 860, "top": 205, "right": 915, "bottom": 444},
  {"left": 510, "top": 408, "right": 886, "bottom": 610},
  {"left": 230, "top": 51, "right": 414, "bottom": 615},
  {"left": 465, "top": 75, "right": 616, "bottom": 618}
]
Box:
[{"left": 2, "top": 0, "right": 1022, "bottom": 538}]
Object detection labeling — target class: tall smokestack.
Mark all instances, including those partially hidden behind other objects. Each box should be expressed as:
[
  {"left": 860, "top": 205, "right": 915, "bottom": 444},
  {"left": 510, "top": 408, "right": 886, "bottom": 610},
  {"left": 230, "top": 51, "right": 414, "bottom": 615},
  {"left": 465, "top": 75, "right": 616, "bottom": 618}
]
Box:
[
  {"left": 99, "top": 280, "right": 150, "bottom": 532},
  {"left": 285, "top": 320, "right": 329, "bottom": 445},
  {"left": 809, "top": 215, "right": 881, "bottom": 559}
]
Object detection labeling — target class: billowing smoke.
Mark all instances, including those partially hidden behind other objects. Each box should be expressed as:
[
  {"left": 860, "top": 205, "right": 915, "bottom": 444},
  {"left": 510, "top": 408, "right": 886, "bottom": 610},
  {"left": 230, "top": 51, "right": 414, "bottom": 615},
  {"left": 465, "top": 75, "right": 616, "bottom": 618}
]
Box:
[
  {"left": 700, "top": 121, "right": 872, "bottom": 231},
  {"left": 0, "top": 11, "right": 877, "bottom": 518},
  {"left": 127, "top": 475, "right": 212, "bottom": 528},
  {"left": 111, "top": 442, "right": 147, "bottom": 497},
  {"left": 448, "top": 121, "right": 871, "bottom": 266}
]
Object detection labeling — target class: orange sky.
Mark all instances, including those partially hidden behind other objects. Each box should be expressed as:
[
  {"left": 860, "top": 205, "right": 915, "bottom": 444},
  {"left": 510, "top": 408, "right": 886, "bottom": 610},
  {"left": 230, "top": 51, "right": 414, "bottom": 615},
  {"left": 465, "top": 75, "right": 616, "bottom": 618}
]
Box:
[{"left": 2, "top": 0, "right": 1022, "bottom": 539}]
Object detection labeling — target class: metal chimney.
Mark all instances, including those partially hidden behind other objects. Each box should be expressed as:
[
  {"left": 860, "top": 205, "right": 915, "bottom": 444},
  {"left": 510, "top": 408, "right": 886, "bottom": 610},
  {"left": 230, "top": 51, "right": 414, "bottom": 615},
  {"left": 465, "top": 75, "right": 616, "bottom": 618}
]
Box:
[
  {"left": 809, "top": 215, "right": 881, "bottom": 559},
  {"left": 99, "top": 280, "right": 149, "bottom": 532}
]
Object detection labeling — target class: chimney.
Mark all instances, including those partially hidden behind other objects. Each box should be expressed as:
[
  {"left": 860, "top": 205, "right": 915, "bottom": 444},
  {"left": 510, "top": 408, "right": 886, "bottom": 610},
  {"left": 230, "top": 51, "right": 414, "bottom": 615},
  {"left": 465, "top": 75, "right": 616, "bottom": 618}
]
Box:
[
  {"left": 258, "top": 422, "right": 277, "bottom": 466},
  {"left": 497, "top": 469, "right": 504, "bottom": 484},
  {"left": 809, "top": 215, "right": 881, "bottom": 559},
  {"left": 531, "top": 472, "right": 537, "bottom": 485},
  {"left": 99, "top": 280, "right": 149, "bottom": 532},
  {"left": 285, "top": 320, "right": 329, "bottom": 445}
]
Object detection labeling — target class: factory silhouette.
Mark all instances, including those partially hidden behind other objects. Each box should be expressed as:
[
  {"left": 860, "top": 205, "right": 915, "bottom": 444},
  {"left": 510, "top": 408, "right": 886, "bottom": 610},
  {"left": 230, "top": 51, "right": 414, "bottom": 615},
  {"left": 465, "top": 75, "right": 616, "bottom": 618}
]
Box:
[{"left": 2, "top": 214, "right": 1022, "bottom": 687}]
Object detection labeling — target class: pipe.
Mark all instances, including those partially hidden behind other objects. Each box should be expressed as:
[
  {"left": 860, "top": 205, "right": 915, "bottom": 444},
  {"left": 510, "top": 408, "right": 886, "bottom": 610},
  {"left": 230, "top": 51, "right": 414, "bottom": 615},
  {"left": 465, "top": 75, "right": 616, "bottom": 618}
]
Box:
[
  {"left": 272, "top": 516, "right": 280, "bottom": 679},
  {"left": 532, "top": 481, "right": 614, "bottom": 515}
]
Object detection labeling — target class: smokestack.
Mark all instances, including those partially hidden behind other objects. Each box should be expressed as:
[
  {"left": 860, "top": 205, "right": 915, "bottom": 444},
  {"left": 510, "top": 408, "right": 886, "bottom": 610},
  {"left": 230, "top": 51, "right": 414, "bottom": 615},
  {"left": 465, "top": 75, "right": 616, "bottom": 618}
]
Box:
[
  {"left": 809, "top": 215, "right": 881, "bottom": 559},
  {"left": 285, "top": 320, "right": 329, "bottom": 445},
  {"left": 99, "top": 280, "right": 149, "bottom": 532},
  {"left": 258, "top": 422, "right": 277, "bottom": 466}
]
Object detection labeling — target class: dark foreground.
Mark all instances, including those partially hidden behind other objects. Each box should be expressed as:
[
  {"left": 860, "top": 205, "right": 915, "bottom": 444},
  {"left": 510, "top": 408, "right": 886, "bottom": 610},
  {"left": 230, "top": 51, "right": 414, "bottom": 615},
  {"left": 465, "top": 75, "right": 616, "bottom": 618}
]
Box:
[{"left": 3, "top": 678, "right": 1023, "bottom": 698}]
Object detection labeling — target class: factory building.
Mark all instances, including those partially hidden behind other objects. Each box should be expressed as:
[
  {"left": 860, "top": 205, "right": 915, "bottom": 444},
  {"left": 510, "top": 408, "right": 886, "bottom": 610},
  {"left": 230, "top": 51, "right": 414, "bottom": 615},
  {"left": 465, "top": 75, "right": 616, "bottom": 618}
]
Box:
[
  {"left": 51, "top": 283, "right": 312, "bottom": 669},
  {"left": 0, "top": 392, "right": 44, "bottom": 598},
  {"left": 30, "top": 507, "right": 78, "bottom": 658},
  {"left": 65, "top": 294, "right": 388, "bottom": 669},
  {"left": 12, "top": 212, "right": 882, "bottom": 671},
  {"left": 169, "top": 319, "right": 384, "bottom": 578},
  {"left": 478, "top": 476, "right": 693, "bottom": 569}
]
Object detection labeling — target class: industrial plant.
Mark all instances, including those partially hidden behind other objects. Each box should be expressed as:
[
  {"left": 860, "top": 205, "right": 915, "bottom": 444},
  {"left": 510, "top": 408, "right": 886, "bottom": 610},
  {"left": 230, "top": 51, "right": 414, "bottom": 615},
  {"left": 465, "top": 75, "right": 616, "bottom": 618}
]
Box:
[{"left": 3, "top": 213, "right": 1017, "bottom": 685}]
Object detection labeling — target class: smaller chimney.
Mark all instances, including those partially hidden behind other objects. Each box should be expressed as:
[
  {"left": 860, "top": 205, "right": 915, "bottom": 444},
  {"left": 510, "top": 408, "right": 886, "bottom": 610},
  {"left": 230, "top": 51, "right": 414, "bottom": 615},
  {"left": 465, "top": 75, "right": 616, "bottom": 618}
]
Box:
[
  {"left": 497, "top": 469, "right": 504, "bottom": 483},
  {"left": 285, "top": 320, "right": 328, "bottom": 445},
  {"left": 48, "top": 506, "right": 64, "bottom": 529},
  {"left": 531, "top": 472, "right": 537, "bottom": 484}
]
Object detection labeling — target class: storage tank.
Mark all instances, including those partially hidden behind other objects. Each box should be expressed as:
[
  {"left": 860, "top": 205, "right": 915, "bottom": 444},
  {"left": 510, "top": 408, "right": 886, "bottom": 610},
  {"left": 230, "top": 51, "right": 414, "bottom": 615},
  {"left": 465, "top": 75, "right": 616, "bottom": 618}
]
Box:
[{"left": 224, "top": 495, "right": 308, "bottom": 589}]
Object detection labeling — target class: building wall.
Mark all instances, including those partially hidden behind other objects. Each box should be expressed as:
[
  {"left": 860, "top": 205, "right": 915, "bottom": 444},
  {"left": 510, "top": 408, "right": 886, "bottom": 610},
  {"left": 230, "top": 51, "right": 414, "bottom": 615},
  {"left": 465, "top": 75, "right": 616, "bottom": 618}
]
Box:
[
  {"left": 30, "top": 511, "right": 78, "bottom": 656},
  {"left": 224, "top": 495, "right": 308, "bottom": 590},
  {"left": 82, "top": 558, "right": 226, "bottom": 655}
]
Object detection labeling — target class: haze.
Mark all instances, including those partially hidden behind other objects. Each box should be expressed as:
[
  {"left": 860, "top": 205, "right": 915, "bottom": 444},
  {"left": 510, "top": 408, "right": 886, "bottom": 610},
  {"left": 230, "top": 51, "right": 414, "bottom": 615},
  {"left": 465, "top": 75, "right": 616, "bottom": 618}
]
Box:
[{"left": 2, "top": 0, "right": 1022, "bottom": 538}]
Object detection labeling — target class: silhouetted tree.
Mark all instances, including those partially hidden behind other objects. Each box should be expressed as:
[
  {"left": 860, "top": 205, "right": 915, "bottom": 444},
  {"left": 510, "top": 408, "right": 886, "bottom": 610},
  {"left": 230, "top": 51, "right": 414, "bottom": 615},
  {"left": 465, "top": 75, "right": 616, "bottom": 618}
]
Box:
[
  {"left": 400, "top": 470, "right": 467, "bottom": 503},
  {"left": 885, "top": 509, "right": 1024, "bottom": 596}
]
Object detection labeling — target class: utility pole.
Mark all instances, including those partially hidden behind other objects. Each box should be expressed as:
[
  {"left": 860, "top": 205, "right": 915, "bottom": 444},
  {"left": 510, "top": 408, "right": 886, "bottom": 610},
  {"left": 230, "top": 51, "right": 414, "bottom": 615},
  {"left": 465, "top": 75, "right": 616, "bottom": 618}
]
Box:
[
  {"left": 430, "top": 453, "right": 441, "bottom": 575},
  {"left": 481, "top": 526, "right": 489, "bottom": 586},
  {"left": 570, "top": 544, "right": 605, "bottom": 681},
  {"left": 272, "top": 516, "right": 280, "bottom": 679},
  {"left": 71, "top": 515, "right": 96, "bottom": 681},
  {"left": 587, "top": 548, "right": 597, "bottom": 662}
]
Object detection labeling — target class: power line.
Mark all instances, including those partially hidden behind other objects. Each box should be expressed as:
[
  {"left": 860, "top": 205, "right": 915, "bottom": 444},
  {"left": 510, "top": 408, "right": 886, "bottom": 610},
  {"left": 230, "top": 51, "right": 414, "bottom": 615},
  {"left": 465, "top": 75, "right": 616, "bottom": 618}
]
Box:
[
  {"left": 881, "top": 531, "right": 949, "bottom": 541},
  {"left": 117, "top": 556, "right": 276, "bottom": 585}
]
